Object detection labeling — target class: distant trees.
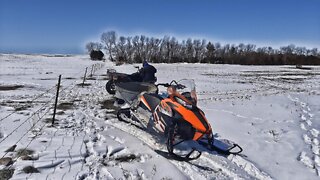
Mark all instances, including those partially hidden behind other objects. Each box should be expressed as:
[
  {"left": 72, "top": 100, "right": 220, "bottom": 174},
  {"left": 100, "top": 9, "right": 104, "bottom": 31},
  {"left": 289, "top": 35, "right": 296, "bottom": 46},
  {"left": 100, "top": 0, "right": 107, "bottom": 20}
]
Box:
[
  {"left": 85, "top": 42, "right": 103, "bottom": 53},
  {"left": 101, "top": 31, "right": 117, "bottom": 61},
  {"left": 85, "top": 30, "right": 320, "bottom": 65}
]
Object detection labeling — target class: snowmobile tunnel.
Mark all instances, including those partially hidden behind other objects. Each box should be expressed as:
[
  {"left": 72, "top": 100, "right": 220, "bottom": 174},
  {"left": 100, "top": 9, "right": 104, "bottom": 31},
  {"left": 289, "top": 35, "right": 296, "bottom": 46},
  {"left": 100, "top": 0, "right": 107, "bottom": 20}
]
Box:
[{"left": 115, "top": 82, "right": 157, "bottom": 104}]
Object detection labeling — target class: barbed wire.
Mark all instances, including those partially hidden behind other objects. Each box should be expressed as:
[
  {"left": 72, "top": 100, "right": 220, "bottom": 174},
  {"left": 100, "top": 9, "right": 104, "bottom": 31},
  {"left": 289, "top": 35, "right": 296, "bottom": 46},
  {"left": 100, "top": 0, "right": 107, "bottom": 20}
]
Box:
[
  {"left": 0, "top": 85, "right": 56, "bottom": 123},
  {"left": 0, "top": 67, "right": 88, "bottom": 123},
  {"left": 0, "top": 64, "right": 105, "bottom": 175},
  {"left": 59, "top": 68, "right": 87, "bottom": 85},
  {"left": 0, "top": 96, "right": 55, "bottom": 145},
  {"left": 3, "top": 107, "right": 51, "bottom": 170},
  {"left": 0, "top": 64, "right": 104, "bottom": 136}
]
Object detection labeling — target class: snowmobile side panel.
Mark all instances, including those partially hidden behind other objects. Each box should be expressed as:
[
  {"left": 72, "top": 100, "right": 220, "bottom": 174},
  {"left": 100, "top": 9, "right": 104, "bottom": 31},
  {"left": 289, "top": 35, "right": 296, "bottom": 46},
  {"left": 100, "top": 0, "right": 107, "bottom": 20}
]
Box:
[
  {"left": 141, "top": 93, "right": 163, "bottom": 112},
  {"left": 140, "top": 95, "right": 152, "bottom": 111}
]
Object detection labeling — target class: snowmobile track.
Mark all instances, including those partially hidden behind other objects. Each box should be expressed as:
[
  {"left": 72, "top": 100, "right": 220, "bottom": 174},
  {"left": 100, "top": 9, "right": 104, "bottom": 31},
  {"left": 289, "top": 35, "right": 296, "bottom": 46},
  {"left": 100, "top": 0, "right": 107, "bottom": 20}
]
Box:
[{"left": 104, "top": 116, "right": 272, "bottom": 180}]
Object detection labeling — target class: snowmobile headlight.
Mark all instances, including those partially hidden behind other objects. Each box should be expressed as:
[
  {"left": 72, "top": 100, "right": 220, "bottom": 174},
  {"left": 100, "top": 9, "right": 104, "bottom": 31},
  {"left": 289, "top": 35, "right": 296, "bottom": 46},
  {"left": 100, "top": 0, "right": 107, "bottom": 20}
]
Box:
[
  {"left": 175, "top": 97, "right": 193, "bottom": 110},
  {"left": 158, "top": 104, "right": 173, "bottom": 117}
]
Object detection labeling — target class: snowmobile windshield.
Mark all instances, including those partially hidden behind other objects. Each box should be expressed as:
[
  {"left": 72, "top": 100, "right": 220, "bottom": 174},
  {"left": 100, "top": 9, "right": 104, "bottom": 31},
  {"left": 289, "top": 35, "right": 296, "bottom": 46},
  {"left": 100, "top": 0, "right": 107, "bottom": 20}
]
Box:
[
  {"left": 176, "top": 79, "right": 196, "bottom": 93},
  {"left": 175, "top": 79, "right": 197, "bottom": 105}
]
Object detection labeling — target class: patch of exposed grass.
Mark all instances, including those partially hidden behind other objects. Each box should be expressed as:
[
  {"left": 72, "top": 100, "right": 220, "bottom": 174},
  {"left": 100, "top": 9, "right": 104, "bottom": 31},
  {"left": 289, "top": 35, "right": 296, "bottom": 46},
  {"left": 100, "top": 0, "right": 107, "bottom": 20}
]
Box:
[
  {"left": 57, "top": 102, "right": 74, "bottom": 110},
  {"left": 16, "top": 149, "right": 34, "bottom": 158},
  {"left": 0, "top": 169, "right": 14, "bottom": 180},
  {"left": 39, "top": 78, "right": 55, "bottom": 80},
  {"left": 14, "top": 105, "right": 31, "bottom": 111},
  {"left": 100, "top": 98, "right": 120, "bottom": 115},
  {"left": 0, "top": 85, "right": 24, "bottom": 91},
  {"left": 76, "top": 83, "right": 91, "bottom": 87},
  {"left": 0, "top": 100, "right": 33, "bottom": 111},
  {"left": 20, "top": 155, "right": 38, "bottom": 161},
  {"left": 5, "top": 145, "right": 16, "bottom": 152},
  {"left": 43, "top": 118, "right": 54, "bottom": 124},
  {"left": 0, "top": 158, "right": 13, "bottom": 166},
  {"left": 100, "top": 99, "right": 116, "bottom": 109},
  {"left": 115, "top": 154, "right": 137, "bottom": 162},
  {"left": 64, "top": 77, "right": 76, "bottom": 80},
  {"left": 86, "top": 77, "right": 97, "bottom": 80},
  {"left": 22, "top": 166, "right": 39, "bottom": 173}
]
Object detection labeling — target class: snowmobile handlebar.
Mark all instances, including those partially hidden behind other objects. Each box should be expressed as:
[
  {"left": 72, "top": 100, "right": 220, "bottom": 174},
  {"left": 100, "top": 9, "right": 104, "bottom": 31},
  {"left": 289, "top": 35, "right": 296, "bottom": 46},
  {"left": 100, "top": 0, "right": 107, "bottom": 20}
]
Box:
[
  {"left": 156, "top": 80, "right": 186, "bottom": 89},
  {"left": 156, "top": 83, "right": 170, "bottom": 87}
]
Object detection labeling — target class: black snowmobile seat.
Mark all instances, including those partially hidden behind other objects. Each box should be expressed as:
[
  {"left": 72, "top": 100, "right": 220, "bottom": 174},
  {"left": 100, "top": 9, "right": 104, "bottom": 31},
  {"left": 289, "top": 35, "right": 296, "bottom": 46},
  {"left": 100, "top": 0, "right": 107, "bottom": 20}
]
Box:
[
  {"left": 129, "top": 72, "right": 143, "bottom": 81},
  {"left": 140, "top": 64, "right": 157, "bottom": 83}
]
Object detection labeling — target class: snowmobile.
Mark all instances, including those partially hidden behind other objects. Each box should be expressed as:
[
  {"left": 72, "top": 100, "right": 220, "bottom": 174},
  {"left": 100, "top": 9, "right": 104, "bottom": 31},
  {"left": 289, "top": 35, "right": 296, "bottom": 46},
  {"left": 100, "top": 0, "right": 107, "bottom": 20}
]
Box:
[
  {"left": 105, "top": 67, "right": 141, "bottom": 94},
  {"left": 116, "top": 79, "right": 242, "bottom": 161},
  {"left": 105, "top": 66, "right": 157, "bottom": 95}
]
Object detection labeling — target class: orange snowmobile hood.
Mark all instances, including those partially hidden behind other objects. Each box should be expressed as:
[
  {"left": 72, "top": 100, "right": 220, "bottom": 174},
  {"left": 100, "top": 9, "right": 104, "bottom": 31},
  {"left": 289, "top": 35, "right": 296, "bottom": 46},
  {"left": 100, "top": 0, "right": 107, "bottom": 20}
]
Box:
[{"left": 163, "top": 98, "right": 212, "bottom": 140}]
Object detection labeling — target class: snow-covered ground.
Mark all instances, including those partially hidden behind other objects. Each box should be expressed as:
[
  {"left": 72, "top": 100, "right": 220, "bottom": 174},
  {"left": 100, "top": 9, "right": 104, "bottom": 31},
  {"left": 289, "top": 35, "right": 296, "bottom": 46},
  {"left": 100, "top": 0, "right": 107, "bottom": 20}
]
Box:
[{"left": 0, "top": 54, "right": 319, "bottom": 179}]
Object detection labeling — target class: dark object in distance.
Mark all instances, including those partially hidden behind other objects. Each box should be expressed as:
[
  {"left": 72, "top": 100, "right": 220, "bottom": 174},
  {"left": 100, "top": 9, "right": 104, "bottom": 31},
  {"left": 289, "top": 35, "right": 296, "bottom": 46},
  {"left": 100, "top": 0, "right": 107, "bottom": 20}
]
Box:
[
  {"left": 296, "top": 64, "right": 312, "bottom": 70},
  {"left": 90, "top": 50, "right": 104, "bottom": 60}
]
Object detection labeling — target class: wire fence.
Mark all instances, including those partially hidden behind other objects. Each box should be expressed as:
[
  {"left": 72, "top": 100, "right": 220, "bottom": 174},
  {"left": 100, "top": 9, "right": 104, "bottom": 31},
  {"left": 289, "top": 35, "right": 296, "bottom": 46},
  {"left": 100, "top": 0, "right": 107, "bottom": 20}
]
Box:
[
  {"left": 0, "top": 96, "right": 55, "bottom": 145},
  {"left": 0, "top": 64, "right": 103, "bottom": 145},
  {"left": 1, "top": 106, "right": 51, "bottom": 159},
  {"left": 0, "top": 62, "right": 106, "bottom": 180},
  {"left": 0, "top": 68, "right": 88, "bottom": 123},
  {"left": 0, "top": 80, "right": 80, "bottom": 146}
]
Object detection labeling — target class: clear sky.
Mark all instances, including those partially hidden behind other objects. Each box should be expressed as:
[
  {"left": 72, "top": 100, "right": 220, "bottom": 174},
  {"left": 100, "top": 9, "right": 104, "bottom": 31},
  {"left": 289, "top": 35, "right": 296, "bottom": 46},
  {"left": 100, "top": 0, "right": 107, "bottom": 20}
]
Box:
[{"left": 0, "top": 0, "right": 319, "bottom": 54}]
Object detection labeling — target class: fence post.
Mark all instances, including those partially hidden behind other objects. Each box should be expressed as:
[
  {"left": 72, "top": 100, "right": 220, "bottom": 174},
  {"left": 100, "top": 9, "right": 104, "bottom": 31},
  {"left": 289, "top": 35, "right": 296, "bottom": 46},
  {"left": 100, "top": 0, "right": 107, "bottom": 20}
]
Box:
[
  {"left": 52, "top": 75, "right": 61, "bottom": 125},
  {"left": 82, "top": 67, "right": 88, "bottom": 87},
  {"left": 90, "top": 64, "right": 94, "bottom": 77}
]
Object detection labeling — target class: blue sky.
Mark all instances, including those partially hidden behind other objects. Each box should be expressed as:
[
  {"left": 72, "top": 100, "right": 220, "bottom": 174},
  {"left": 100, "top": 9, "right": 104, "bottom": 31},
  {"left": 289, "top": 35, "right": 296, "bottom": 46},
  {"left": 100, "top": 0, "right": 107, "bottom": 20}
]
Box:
[{"left": 0, "top": 0, "right": 319, "bottom": 54}]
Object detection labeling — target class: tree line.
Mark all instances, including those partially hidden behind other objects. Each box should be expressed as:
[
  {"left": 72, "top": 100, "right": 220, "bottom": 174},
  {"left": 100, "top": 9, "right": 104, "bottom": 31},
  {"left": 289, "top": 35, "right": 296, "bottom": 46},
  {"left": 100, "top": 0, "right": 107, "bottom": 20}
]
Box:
[{"left": 86, "top": 31, "right": 320, "bottom": 65}]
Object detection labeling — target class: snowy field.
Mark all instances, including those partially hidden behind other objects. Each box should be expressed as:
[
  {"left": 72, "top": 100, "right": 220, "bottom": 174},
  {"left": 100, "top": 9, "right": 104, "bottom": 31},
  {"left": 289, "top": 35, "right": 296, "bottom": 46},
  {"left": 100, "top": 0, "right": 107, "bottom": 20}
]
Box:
[{"left": 0, "top": 54, "right": 319, "bottom": 180}]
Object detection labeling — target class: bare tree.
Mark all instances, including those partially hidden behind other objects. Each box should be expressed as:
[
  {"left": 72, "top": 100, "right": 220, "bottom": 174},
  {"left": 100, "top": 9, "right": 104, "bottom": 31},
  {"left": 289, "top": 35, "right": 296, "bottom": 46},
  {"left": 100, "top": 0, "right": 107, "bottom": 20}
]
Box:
[
  {"left": 101, "top": 31, "right": 117, "bottom": 61},
  {"left": 125, "top": 37, "right": 134, "bottom": 63},
  {"left": 310, "top": 48, "right": 318, "bottom": 56},
  {"left": 206, "top": 42, "right": 215, "bottom": 62},
  {"left": 148, "top": 37, "right": 161, "bottom": 62},
  {"left": 87, "top": 30, "right": 320, "bottom": 65},
  {"left": 85, "top": 42, "right": 103, "bottom": 53},
  {"left": 85, "top": 42, "right": 96, "bottom": 53},
  {"left": 186, "top": 38, "right": 194, "bottom": 62},
  {"left": 115, "top": 36, "right": 127, "bottom": 62}
]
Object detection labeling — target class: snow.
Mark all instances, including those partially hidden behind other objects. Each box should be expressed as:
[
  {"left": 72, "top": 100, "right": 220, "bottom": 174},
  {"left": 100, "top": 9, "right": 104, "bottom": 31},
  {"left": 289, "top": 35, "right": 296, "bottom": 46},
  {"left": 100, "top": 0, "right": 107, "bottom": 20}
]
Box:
[{"left": 1, "top": 54, "right": 320, "bottom": 179}]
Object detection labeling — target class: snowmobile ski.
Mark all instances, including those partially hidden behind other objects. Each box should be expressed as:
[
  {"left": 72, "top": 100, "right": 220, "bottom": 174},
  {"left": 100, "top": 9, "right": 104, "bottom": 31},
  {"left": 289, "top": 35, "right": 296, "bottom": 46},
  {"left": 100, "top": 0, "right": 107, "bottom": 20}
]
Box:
[
  {"left": 117, "top": 108, "right": 146, "bottom": 130},
  {"left": 198, "top": 139, "right": 243, "bottom": 156}
]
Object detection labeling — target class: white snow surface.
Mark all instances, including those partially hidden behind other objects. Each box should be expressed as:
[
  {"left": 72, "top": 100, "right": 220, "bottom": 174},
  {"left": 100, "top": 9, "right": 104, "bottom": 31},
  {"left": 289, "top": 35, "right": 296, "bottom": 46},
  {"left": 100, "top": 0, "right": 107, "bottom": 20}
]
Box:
[{"left": 0, "top": 54, "right": 320, "bottom": 179}]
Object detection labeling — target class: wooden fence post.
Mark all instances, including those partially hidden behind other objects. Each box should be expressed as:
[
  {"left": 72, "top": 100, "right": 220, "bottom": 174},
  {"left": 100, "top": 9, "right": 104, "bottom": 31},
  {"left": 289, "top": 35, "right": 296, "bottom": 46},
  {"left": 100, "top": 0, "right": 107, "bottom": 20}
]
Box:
[
  {"left": 90, "top": 64, "right": 94, "bottom": 77},
  {"left": 52, "top": 75, "right": 61, "bottom": 125},
  {"left": 82, "top": 67, "right": 88, "bottom": 87}
]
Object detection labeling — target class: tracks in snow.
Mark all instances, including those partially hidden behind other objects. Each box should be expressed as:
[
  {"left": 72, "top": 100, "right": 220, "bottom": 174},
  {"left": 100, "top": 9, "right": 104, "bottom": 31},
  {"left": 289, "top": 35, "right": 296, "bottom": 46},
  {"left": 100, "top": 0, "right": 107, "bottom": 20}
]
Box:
[
  {"left": 35, "top": 72, "right": 272, "bottom": 179},
  {"left": 288, "top": 94, "right": 320, "bottom": 176},
  {"left": 76, "top": 80, "right": 187, "bottom": 179},
  {"left": 103, "top": 110, "right": 271, "bottom": 180},
  {"left": 71, "top": 74, "right": 272, "bottom": 179}
]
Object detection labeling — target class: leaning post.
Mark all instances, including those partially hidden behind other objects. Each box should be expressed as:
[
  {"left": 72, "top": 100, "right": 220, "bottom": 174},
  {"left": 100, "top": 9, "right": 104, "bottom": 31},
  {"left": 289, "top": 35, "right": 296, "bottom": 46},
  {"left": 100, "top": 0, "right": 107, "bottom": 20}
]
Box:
[{"left": 52, "top": 75, "right": 61, "bottom": 125}]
